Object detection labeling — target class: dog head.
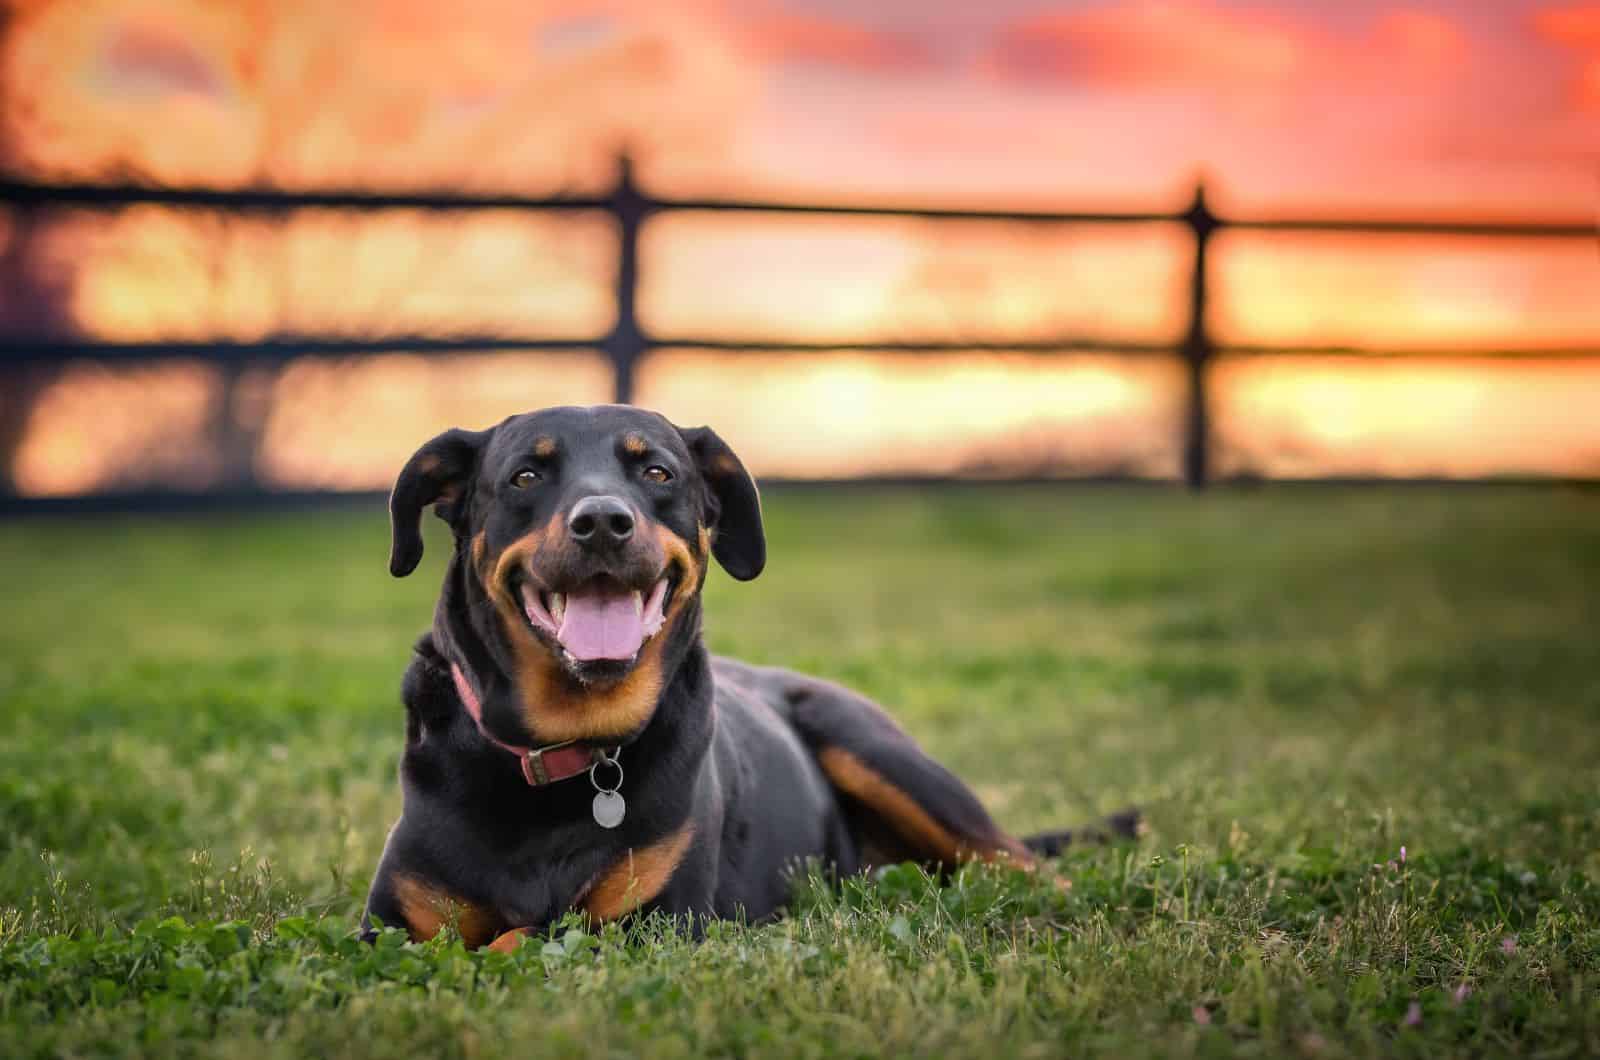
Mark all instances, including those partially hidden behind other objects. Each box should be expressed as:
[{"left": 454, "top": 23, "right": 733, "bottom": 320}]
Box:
[{"left": 389, "top": 404, "right": 763, "bottom": 743}]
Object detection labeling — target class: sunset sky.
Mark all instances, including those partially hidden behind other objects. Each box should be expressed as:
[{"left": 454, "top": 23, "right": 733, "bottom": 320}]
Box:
[
  {"left": 12, "top": 0, "right": 1599, "bottom": 212},
  {"left": 4, "top": 0, "right": 1598, "bottom": 490}
]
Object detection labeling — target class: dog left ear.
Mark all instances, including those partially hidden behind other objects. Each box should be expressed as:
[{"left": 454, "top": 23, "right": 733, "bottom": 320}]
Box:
[
  {"left": 388, "top": 427, "right": 490, "bottom": 578},
  {"left": 679, "top": 425, "right": 765, "bottom": 581}
]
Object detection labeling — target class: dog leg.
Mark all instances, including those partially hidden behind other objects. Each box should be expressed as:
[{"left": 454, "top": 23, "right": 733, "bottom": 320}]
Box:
[{"left": 778, "top": 675, "right": 1033, "bottom": 870}]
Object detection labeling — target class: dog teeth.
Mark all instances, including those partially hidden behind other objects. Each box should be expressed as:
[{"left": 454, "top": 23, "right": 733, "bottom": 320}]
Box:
[
  {"left": 548, "top": 592, "right": 566, "bottom": 626},
  {"left": 632, "top": 591, "right": 643, "bottom": 617}
]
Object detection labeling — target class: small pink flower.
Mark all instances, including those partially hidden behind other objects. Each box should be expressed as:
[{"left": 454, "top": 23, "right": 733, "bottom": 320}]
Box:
[
  {"left": 1403, "top": 1001, "right": 1423, "bottom": 1028},
  {"left": 1452, "top": 983, "right": 1471, "bottom": 1005},
  {"left": 1399, "top": 845, "right": 1407, "bottom": 864},
  {"left": 1192, "top": 1005, "right": 1211, "bottom": 1025},
  {"left": 1501, "top": 936, "right": 1517, "bottom": 955},
  {"left": 1386, "top": 860, "right": 1398, "bottom": 872}
]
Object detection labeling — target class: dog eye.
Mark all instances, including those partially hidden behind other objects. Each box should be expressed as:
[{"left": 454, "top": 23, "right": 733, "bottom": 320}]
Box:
[
  {"left": 510, "top": 468, "right": 541, "bottom": 489},
  {"left": 642, "top": 465, "right": 673, "bottom": 484}
]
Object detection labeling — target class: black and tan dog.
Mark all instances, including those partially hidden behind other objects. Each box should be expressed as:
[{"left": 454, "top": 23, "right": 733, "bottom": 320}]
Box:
[{"left": 364, "top": 404, "right": 1133, "bottom": 950}]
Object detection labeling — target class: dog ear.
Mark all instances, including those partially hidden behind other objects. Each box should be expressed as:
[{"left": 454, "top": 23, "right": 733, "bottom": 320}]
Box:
[
  {"left": 389, "top": 427, "right": 490, "bottom": 577},
  {"left": 679, "top": 425, "right": 765, "bottom": 581}
]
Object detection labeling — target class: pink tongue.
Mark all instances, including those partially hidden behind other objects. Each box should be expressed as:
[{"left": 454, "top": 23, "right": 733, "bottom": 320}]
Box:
[{"left": 557, "top": 586, "right": 645, "bottom": 661}]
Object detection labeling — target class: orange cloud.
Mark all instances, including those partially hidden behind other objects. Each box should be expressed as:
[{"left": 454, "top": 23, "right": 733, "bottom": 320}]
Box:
[
  {"left": 740, "top": 11, "right": 941, "bottom": 74},
  {"left": 1533, "top": 2, "right": 1600, "bottom": 110},
  {"left": 1371, "top": 8, "right": 1469, "bottom": 77},
  {"left": 981, "top": 2, "right": 1473, "bottom": 99},
  {"left": 981, "top": 2, "right": 1307, "bottom": 94},
  {"left": 103, "top": 20, "right": 220, "bottom": 97},
  {"left": 1536, "top": 2, "right": 1600, "bottom": 44}
]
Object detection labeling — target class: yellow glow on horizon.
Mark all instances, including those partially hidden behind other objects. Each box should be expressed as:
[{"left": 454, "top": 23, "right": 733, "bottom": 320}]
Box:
[
  {"left": 644, "top": 214, "right": 1189, "bottom": 344},
  {"left": 1216, "top": 357, "right": 1600, "bottom": 478},
  {"left": 638, "top": 351, "right": 1182, "bottom": 478},
  {"left": 1214, "top": 233, "right": 1600, "bottom": 349},
  {"left": 13, "top": 351, "right": 1600, "bottom": 497}
]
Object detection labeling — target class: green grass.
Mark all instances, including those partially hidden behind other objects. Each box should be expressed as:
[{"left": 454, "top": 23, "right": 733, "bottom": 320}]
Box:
[{"left": 2, "top": 486, "right": 1598, "bottom": 1058}]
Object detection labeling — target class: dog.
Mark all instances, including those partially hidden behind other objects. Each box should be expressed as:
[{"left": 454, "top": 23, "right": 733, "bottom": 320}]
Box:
[{"left": 363, "top": 404, "right": 1136, "bottom": 950}]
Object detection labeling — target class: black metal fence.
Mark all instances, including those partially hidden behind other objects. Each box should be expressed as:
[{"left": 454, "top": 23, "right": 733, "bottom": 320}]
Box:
[{"left": 2, "top": 156, "right": 1596, "bottom": 502}]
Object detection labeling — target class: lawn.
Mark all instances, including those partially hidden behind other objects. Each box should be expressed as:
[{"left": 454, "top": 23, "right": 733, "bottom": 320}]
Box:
[{"left": 1, "top": 486, "right": 1597, "bottom": 1058}]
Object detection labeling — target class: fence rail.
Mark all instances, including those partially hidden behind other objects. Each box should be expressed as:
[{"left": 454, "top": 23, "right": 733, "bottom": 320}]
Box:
[{"left": 2, "top": 157, "right": 1596, "bottom": 496}]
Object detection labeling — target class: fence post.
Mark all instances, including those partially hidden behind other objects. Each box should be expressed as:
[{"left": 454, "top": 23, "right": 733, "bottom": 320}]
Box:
[
  {"left": 1180, "top": 182, "right": 1217, "bottom": 490},
  {"left": 607, "top": 155, "right": 649, "bottom": 405}
]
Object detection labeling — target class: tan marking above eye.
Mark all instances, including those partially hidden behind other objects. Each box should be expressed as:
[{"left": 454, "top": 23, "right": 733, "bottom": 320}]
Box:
[
  {"left": 621, "top": 434, "right": 648, "bottom": 457},
  {"left": 533, "top": 437, "right": 558, "bottom": 459}
]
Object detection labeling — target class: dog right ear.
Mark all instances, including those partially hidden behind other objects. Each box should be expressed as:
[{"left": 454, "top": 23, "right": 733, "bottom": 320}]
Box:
[{"left": 388, "top": 427, "right": 490, "bottom": 577}]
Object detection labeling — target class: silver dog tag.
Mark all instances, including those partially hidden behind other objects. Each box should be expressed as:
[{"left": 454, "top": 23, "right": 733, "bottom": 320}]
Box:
[{"left": 592, "top": 790, "right": 626, "bottom": 829}]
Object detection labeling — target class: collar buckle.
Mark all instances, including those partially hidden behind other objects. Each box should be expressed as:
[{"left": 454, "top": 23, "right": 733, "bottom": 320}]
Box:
[{"left": 521, "top": 741, "right": 575, "bottom": 786}]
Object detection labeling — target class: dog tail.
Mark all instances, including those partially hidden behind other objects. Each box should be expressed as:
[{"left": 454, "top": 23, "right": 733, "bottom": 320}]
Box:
[{"left": 1022, "top": 807, "right": 1143, "bottom": 858}]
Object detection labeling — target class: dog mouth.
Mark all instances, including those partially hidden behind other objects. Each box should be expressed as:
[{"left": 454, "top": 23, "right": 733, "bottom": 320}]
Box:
[{"left": 516, "top": 572, "right": 672, "bottom": 669}]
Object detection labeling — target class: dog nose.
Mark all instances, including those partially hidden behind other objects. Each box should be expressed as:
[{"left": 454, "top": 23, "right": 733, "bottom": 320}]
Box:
[{"left": 568, "top": 495, "right": 635, "bottom": 550}]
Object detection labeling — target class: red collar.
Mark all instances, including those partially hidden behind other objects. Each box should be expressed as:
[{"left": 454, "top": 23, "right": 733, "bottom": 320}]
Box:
[{"left": 449, "top": 662, "right": 606, "bottom": 787}]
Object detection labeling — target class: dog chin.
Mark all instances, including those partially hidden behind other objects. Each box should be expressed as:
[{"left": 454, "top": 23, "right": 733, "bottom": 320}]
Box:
[{"left": 557, "top": 650, "right": 638, "bottom": 687}]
